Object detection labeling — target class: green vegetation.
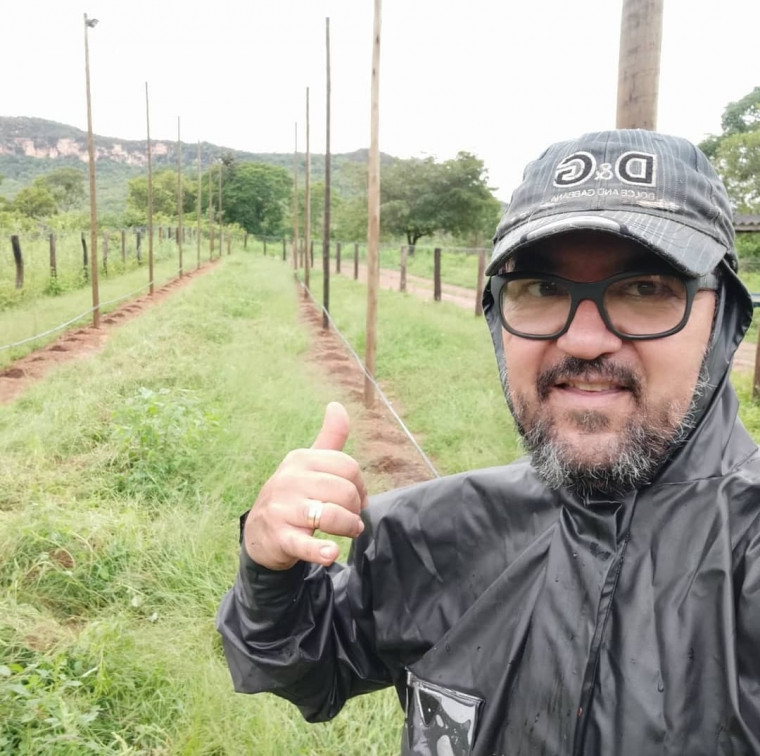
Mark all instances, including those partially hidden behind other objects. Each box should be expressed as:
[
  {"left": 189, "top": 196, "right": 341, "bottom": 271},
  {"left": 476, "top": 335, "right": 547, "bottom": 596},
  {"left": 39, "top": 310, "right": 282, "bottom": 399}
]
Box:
[
  {"left": 381, "top": 152, "right": 501, "bottom": 247},
  {"left": 700, "top": 86, "right": 760, "bottom": 213},
  {"left": 3, "top": 241, "right": 760, "bottom": 754},
  {"left": 0, "top": 251, "right": 523, "bottom": 754}
]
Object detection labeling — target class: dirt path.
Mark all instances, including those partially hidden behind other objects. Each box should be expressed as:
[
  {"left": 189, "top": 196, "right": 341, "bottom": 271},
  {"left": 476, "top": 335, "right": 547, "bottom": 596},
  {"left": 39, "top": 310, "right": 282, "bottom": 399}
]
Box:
[
  {"left": 0, "top": 261, "right": 220, "bottom": 405},
  {"left": 0, "top": 259, "right": 436, "bottom": 491}
]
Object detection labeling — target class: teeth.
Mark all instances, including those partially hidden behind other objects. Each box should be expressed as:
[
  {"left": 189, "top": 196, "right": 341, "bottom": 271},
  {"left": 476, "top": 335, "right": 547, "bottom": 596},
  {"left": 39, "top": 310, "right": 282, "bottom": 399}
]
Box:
[{"left": 567, "top": 382, "right": 613, "bottom": 391}]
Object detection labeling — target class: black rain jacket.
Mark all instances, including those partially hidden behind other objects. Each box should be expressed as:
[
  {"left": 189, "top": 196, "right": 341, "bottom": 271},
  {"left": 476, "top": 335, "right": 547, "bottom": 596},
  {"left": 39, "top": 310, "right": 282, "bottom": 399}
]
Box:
[{"left": 217, "top": 266, "right": 760, "bottom": 755}]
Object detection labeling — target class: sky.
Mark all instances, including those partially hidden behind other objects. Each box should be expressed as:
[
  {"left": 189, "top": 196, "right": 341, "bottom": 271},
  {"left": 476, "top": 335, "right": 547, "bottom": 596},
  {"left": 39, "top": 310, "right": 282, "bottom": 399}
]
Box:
[{"left": 2, "top": 0, "right": 759, "bottom": 202}]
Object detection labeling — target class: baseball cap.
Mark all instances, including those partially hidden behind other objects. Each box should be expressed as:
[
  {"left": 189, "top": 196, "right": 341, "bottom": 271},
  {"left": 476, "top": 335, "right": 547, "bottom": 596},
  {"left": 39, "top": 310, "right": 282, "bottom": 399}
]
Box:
[{"left": 487, "top": 130, "right": 737, "bottom": 277}]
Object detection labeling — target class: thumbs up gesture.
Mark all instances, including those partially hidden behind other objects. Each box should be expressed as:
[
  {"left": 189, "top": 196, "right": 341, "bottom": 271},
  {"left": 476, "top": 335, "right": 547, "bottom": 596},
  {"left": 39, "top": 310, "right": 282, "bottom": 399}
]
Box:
[{"left": 243, "top": 402, "right": 369, "bottom": 570}]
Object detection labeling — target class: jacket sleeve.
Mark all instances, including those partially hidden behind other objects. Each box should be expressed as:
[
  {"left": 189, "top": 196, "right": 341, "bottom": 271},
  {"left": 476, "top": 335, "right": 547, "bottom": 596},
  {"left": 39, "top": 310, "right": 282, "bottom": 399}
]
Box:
[{"left": 215, "top": 529, "right": 393, "bottom": 722}]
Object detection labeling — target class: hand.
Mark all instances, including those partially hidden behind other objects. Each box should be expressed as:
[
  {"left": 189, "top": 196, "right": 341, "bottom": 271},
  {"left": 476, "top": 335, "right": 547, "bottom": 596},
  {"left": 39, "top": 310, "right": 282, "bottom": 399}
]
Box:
[{"left": 243, "top": 402, "right": 369, "bottom": 570}]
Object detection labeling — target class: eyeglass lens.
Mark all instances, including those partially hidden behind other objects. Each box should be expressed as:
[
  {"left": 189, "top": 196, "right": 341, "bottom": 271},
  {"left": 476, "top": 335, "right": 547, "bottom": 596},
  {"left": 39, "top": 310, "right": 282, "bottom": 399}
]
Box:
[{"left": 501, "top": 274, "right": 690, "bottom": 337}]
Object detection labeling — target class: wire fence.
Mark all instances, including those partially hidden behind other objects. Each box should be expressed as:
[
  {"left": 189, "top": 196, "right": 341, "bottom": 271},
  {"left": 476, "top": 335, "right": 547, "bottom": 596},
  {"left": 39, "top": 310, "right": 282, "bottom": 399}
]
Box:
[{"left": 296, "top": 269, "right": 440, "bottom": 479}]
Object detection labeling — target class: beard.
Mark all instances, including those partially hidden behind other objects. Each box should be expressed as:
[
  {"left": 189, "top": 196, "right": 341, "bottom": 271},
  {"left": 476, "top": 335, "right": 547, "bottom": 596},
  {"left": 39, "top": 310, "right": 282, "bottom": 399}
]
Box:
[{"left": 502, "top": 356, "right": 708, "bottom": 499}]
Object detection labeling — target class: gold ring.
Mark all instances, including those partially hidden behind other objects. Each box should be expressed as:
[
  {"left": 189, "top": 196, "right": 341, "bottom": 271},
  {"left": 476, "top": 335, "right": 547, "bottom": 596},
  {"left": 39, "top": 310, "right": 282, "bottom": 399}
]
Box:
[{"left": 307, "top": 500, "right": 323, "bottom": 531}]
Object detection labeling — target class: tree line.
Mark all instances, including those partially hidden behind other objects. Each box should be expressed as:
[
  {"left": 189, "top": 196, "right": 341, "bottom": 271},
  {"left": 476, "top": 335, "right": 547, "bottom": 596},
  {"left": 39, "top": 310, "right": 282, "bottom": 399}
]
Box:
[{"left": 0, "top": 150, "right": 502, "bottom": 249}]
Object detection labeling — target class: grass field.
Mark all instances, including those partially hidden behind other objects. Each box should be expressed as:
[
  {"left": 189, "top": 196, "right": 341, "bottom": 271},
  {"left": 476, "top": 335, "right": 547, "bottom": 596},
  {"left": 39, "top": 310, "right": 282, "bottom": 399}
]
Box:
[
  {"left": 3, "top": 248, "right": 760, "bottom": 754},
  {"left": 0, "top": 251, "right": 521, "bottom": 754}
]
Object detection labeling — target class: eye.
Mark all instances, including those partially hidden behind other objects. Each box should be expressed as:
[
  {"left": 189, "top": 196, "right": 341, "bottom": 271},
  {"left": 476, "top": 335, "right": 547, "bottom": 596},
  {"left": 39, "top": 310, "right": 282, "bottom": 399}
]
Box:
[
  {"left": 524, "top": 279, "right": 564, "bottom": 298},
  {"left": 616, "top": 275, "right": 682, "bottom": 300}
]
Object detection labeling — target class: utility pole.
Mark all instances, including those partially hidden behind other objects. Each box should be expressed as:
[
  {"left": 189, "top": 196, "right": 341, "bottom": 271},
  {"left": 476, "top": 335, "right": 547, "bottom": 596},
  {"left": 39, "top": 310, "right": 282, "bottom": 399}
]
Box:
[
  {"left": 616, "top": 0, "right": 664, "bottom": 129},
  {"left": 83, "top": 13, "right": 100, "bottom": 326}
]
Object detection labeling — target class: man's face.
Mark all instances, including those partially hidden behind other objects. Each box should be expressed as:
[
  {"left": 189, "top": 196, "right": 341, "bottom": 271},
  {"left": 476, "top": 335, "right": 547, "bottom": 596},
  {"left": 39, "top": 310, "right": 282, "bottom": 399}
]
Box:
[{"left": 501, "top": 232, "right": 717, "bottom": 496}]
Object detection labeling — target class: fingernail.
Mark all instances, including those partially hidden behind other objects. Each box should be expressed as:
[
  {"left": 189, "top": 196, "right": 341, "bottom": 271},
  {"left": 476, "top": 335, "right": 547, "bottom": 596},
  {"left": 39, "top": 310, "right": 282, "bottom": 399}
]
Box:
[
  {"left": 355, "top": 520, "right": 365, "bottom": 537},
  {"left": 320, "top": 544, "right": 336, "bottom": 559}
]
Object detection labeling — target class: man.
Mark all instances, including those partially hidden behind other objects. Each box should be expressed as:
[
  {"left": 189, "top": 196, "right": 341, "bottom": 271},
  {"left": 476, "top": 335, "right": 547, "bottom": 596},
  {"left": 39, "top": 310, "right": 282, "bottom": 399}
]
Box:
[{"left": 217, "top": 130, "right": 760, "bottom": 755}]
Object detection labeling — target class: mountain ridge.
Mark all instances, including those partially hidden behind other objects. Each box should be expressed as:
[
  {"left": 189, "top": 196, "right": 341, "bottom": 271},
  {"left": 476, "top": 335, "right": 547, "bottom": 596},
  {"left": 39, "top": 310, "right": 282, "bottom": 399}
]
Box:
[{"left": 0, "top": 115, "right": 389, "bottom": 215}]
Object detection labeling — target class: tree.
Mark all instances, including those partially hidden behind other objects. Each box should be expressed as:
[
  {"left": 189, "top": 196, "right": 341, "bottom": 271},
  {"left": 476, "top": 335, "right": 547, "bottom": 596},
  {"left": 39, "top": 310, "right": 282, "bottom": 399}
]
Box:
[
  {"left": 380, "top": 152, "right": 501, "bottom": 246},
  {"left": 124, "top": 169, "right": 196, "bottom": 224},
  {"left": 221, "top": 162, "right": 291, "bottom": 235},
  {"left": 13, "top": 182, "right": 57, "bottom": 218},
  {"left": 41, "top": 166, "right": 86, "bottom": 211},
  {"left": 700, "top": 87, "right": 760, "bottom": 211}
]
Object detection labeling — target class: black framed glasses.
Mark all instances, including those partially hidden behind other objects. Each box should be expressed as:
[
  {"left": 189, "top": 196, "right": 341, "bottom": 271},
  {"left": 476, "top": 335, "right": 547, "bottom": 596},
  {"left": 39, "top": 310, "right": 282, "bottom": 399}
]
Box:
[{"left": 490, "top": 269, "right": 719, "bottom": 340}]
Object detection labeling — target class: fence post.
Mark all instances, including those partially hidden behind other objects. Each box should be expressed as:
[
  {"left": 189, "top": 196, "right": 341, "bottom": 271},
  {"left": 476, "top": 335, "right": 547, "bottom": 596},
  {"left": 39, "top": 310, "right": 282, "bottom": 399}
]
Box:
[
  {"left": 159, "top": 226, "right": 164, "bottom": 241},
  {"left": 434, "top": 247, "right": 442, "bottom": 302},
  {"left": 310, "top": 240, "right": 314, "bottom": 267},
  {"left": 263, "top": 238, "right": 267, "bottom": 256},
  {"left": 244, "top": 233, "right": 248, "bottom": 250},
  {"left": 336, "top": 241, "right": 341, "bottom": 273},
  {"left": 475, "top": 248, "right": 486, "bottom": 316},
  {"left": 282, "top": 238, "right": 286, "bottom": 261},
  {"left": 227, "top": 237, "right": 231, "bottom": 255},
  {"left": 81, "top": 233, "right": 88, "bottom": 280},
  {"left": 121, "top": 230, "right": 126, "bottom": 262},
  {"left": 49, "top": 233, "right": 57, "bottom": 279},
  {"left": 136, "top": 230, "right": 142, "bottom": 263},
  {"left": 11, "top": 235, "right": 23, "bottom": 289},
  {"left": 102, "top": 232, "right": 109, "bottom": 274},
  {"left": 354, "top": 242, "right": 359, "bottom": 280},
  {"left": 209, "top": 227, "right": 215, "bottom": 259},
  {"left": 400, "top": 245, "right": 408, "bottom": 293}
]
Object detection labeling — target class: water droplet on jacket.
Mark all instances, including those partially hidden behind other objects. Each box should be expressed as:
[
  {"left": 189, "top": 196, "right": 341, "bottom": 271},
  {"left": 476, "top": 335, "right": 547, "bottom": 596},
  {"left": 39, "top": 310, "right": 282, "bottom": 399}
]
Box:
[
  {"left": 572, "top": 551, "right": 578, "bottom": 558},
  {"left": 657, "top": 681, "right": 664, "bottom": 692}
]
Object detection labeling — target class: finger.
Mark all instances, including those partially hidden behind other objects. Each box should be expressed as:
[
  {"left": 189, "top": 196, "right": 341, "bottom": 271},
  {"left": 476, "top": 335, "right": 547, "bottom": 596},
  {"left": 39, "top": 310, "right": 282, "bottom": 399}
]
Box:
[
  {"left": 282, "top": 529, "right": 341, "bottom": 566},
  {"left": 275, "top": 471, "right": 363, "bottom": 515},
  {"left": 311, "top": 402, "right": 350, "bottom": 451},
  {"left": 282, "top": 450, "right": 369, "bottom": 507},
  {"left": 291, "top": 499, "right": 365, "bottom": 538}
]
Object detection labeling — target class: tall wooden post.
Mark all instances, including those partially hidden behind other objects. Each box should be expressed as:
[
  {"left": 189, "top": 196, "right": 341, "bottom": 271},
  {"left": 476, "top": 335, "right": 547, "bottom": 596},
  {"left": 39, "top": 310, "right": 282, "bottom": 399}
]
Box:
[
  {"left": 293, "top": 122, "right": 299, "bottom": 270},
  {"left": 208, "top": 167, "right": 214, "bottom": 258},
  {"left": 322, "top": 17, "right": 332, "bottom": 330},
  {"left": 146, "top": 82, "right": 155, "bottom": 294},
  {"left": 616, "top": 0, "right": 664, "bottom": 129},
  {"left": 177, "top": 116, "right": 184, "bottom": 276},
  {"left": 83, "top": 13, "right": 100, "bottom": 326},
  {"left": 218, "top": 162, "right": 224, "bottom": 256},
  {"left": 353, "top": 242, "right": 359, "bottom": 280},
  {"left": 365, "top": 0, "right": 382, "bottom": 406},
  {"left": 304, "top": 87, "right": 311, "bottom": 293},
  {"left": 196, "top": 141, "right": 201, "bottom": 269},
  {"left": 400, "top": 245, "right": 408, "bottom": 293}
]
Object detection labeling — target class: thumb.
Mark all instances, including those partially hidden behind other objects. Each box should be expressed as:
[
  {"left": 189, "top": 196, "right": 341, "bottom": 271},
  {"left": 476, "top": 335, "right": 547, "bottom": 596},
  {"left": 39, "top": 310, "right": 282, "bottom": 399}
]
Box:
[{"left": 311, "top": 402, "right": 350, "bottom": 451}]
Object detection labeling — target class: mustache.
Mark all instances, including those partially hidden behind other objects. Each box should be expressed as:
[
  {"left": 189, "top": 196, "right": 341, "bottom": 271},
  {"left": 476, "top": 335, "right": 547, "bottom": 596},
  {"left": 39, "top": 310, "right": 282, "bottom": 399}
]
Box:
[{"left": 536, "top": 357, "right": 642, "bottom": 401}]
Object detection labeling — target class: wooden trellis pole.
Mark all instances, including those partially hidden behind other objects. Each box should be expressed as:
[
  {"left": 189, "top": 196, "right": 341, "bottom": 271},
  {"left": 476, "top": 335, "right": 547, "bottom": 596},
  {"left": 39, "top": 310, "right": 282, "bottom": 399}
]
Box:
[
  {"left": 177, "top": 116, "right": 184, "bottom": 276},
  {"left": 364, "top": 0, "right": 382, "bottom": 406},
  {"left": 304, "top": 87, "right": 311, "bottom": 294},
  {"left": 145, "top": 82, "right": 155, "bottom": 294},
  {"left": 322, "top": 16, "right": 332, "bottom": 330}
]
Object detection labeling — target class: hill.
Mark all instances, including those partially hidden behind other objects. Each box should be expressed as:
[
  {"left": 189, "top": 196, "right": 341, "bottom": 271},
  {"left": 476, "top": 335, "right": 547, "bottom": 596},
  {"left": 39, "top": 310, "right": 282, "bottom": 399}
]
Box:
[{"left": 0, "top": 116, "right": 392, "bottom": 217}]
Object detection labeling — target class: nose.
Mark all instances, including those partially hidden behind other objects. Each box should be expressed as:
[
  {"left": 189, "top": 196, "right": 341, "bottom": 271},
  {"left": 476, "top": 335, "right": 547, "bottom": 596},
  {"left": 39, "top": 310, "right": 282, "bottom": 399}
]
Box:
[{"left": 556, "top": 299, "right": 623, "bottom": 360}]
